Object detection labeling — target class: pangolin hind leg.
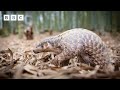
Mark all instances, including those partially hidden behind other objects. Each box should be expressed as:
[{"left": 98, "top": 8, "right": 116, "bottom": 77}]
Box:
[{"left": 78, "top": 52, "right": 96, "bottom": 67}]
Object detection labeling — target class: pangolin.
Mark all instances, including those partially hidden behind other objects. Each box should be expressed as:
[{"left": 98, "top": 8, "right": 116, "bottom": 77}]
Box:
[{"left": 33, "top": 28, "right": 115, "bottom": 72}]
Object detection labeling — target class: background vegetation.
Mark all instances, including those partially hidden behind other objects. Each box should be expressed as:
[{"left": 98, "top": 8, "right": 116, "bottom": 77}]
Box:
[{"left": 0, "top": 11, "right": 120, "bottom": 36}]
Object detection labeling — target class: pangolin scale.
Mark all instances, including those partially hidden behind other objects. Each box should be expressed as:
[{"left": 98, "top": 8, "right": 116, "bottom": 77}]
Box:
[{"left": 33, "top": 28, "right": 115, "bottom": 71}]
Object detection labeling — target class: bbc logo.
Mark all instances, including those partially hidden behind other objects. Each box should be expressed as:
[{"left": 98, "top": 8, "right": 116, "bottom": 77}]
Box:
[{"left": 4, "top": 15, "right": 24, "bottom": 21}]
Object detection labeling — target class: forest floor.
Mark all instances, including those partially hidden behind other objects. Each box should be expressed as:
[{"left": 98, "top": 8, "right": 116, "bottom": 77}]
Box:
[{"left": 0, "top": 31, "right": 120, "bottom": 79}]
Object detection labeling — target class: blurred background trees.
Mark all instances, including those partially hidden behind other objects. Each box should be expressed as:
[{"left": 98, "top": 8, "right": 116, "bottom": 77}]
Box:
[{"left": 0, "top": 11, "right": 120, "bottom": 37}]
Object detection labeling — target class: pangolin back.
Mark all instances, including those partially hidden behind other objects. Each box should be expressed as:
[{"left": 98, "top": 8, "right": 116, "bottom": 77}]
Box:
[{"left": 57, "top": 28, "right": 114, "bottom": 68}]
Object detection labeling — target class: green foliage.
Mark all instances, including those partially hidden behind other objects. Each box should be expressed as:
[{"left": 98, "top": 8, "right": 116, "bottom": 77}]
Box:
[
  {"left": 18, "top": 22, "right": 24, "bottom": 39},
  {"left": 1, "top": 11, "right": 120, "bottom": 35},
  {"left": 0, "top": 28, "right": 9, "bottom": 37}
]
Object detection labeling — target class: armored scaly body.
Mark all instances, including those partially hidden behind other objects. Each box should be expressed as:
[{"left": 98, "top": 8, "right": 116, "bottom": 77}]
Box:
[{"left": 33, "top": 28, "right": 115, "bottom": 71}]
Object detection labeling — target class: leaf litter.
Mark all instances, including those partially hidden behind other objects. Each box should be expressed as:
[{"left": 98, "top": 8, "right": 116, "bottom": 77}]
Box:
[{"left": 0, "top": 32, "right": 120, "bottom": 79}]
